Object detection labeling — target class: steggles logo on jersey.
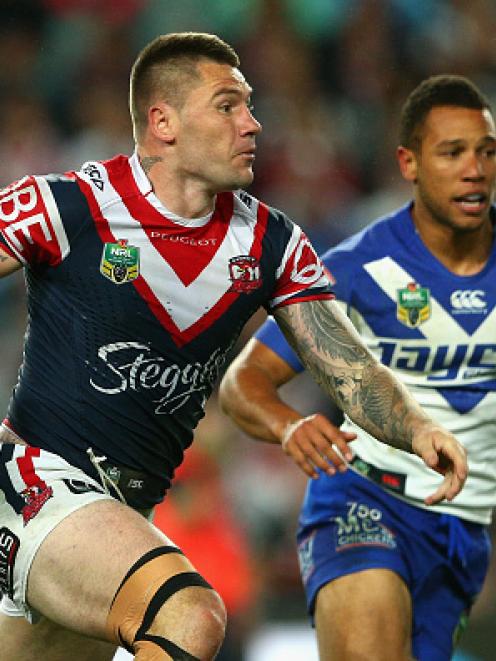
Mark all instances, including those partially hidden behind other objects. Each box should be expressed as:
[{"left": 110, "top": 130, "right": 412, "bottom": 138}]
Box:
[
  {"left": 228, "top": 255, "right": 262, "bottom": 293},
  {"left": 100, "top": 239, "right": 140, "bottom": 285},
  {"left": 89, "top": 339, "right": 236, "bottom": 414},
  {"left": 396, "top": 282, "right": 431, "bottom": 328}
]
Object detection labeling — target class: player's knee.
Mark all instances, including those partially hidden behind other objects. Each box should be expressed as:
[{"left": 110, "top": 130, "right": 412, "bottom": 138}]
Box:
[
  {"left": 144, "top": 587, "right": 226, "bottom": 659},
  {"left": 106, "top": 547, "right": 226, "bottom": 660}
]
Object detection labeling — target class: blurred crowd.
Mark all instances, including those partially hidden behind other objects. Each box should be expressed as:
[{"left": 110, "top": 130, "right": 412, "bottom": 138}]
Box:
[{"left": 1, "top": 1, "right": 496, "bottom": 658}]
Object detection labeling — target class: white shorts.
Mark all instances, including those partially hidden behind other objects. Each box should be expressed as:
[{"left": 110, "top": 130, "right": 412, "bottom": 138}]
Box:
[{"left": 0, "top": 443, "right": 113, "bottom": 622}]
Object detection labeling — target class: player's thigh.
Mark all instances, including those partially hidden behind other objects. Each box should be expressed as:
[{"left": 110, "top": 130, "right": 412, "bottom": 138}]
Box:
[
  {"left": 27, "top": 497, "right": 198, "bottom": 640},
  {"left": 0, "top": 611, "right": 117, "bottom": 661},
  {"left": 314, "top": 568, "right": 414, "bottom": 661}
]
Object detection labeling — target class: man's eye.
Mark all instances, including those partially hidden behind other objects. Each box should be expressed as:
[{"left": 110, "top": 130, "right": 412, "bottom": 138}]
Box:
[{"left": 220, "top": 103, "right": 232, "bottom": 113}]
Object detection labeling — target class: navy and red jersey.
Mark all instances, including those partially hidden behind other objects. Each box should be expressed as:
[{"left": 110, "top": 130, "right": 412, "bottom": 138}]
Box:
[{"left": 0, "top": 153, "right": 332, "bottom": 502}]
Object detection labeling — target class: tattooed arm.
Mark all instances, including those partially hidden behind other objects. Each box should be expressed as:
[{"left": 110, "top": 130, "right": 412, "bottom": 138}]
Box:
[
  {"left": 0, "top": 246, "right": 22, "bottom": 278},
  {"left": 270, "top": 299, "right": 467, "bottom": 502}
]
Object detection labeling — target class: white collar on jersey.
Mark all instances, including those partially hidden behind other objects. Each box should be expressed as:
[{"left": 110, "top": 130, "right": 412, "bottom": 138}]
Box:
[{"left": 129, "top": 151, "right": 214, "bottom": 228}]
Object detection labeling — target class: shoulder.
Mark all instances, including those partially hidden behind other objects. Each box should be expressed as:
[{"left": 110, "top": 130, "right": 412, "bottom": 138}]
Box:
[
  {"left": 0, "top": 172, "right": 90, "bottom": 266},
  {"left": 0, "top": 171, "right": 89, "bottom": 224},
  {"left": 321, "top": 204, "right": 412, "bottom": 270},
  {"left": 319, "top": 205, "right": 412, "bottom": 300},
  {"left": 233, "top": 190, "right": 294, "bottom": 229},
  {"left": 72, "top": 155, "right": 130, "bottom": 201}
]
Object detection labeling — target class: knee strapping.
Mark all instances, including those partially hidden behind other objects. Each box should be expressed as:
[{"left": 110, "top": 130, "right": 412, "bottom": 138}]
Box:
[
  {"left": 135, "top": 634, "right": 200, "bottom": 660},
  {"left": 106, "top": 546, "right": 212, "bottom": 657}
]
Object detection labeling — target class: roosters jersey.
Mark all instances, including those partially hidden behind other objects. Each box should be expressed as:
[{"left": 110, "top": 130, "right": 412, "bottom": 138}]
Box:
[
  {"left": 257, "top": 204, "right": 496, "bottom": 523},
  {"left": 0, "top": 153, "right": 332, "bottom": 501}
]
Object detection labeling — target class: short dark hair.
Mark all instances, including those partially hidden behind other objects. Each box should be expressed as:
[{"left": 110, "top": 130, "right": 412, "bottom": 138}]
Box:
[
  {"left": 399, "top": 75, "right": 492, "bottom": 151},
  {"left": 130, "top": 32, "right": 240, "bottom": 140}
]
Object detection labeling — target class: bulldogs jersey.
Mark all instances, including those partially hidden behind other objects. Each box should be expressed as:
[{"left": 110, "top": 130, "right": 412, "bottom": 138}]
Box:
[
  {"left": 0, "top": 153, "right": 332, "bottom": 503},
  {"left": 257, "top": 204, "right": 496, "bottom": 523}
]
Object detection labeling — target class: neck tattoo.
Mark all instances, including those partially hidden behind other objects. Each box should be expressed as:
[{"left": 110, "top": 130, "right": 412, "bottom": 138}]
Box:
[{"left": 140, "top": 156, "right": 163, "bottom": 176}]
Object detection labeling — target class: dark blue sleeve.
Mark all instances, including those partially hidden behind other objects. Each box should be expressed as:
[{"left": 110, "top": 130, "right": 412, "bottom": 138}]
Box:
[{"left": 254, "top": 316, "right": 304, "bottom": 373}]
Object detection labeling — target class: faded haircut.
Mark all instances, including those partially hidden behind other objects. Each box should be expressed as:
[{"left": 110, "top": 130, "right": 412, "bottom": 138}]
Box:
[
  {"left": 399, "top": 74, "right": 492, "bottom": 151},
  {"left": 130, "top": 32, "right": 240, "bottom": 141}
]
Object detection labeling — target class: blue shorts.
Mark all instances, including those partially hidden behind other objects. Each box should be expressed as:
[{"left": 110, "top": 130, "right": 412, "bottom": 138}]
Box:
[{"left": 296, "top": 469, "right": 490, "bottom": 660}]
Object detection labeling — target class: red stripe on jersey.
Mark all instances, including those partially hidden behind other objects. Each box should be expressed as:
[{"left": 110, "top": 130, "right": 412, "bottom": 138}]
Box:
[
  {"left": 77, "top": 173, "right": 269, "bottom": 347},
  {"left": 273, "top": 292, "right": 335, "bottom": 309},
  {"left": 16, "top": 446, "right": 47, "bottom": 490},
  {"left": 252, "top": 200, "right": 269, "bottom": 261},
  {"left": 109, "top": 159, "right": 232, "bottom": 286},
  {"left": 0, "top": 177, "right": 63, "bottom": 266},
  {"left": 77, "top": 176, "right": 189, "bottom": 341},
  {"left": 172, "top": 199, "right": 269, "bottom": 345},
  {"left": 272, "top": 230, "right": 328, "bottom": 304}
]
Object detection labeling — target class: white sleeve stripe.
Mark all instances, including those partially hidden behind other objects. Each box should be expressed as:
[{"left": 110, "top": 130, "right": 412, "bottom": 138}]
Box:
[
  {"left": 275, "top": 224, "right": 302, "bottom": 281},
  {"left": 0, "top": 232, "right": 27, "bottom": 264},
  {"left": 34, "top": 176, "right": 70, "bottom": 261}
]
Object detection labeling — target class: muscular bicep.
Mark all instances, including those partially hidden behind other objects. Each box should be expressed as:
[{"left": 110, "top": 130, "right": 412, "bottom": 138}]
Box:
[
  {"left": 0, "top": 246, "right": 22, "bottom": 277},
  {"left": 274, "top": 300, "right": 393, "bottom": 432},
  {"left": 273, "top": 298, "right": 373, "bottom": 382}
]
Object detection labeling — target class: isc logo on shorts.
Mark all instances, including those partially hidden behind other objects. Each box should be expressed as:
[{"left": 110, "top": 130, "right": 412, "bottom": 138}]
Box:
[{"left": 0, "top": 527, "right": 20, "bottom": 599}]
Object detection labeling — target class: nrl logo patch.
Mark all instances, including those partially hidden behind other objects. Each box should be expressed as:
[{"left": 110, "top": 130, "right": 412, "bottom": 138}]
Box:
[
  {"left": 228, "top": 255, "right": 262, "bottom": 293},
  {"left": 397, "top": 282, "right": 431, "bottom": 328},
  {"left": 100, "top": 239, "right": 140, "bottom": 285}
]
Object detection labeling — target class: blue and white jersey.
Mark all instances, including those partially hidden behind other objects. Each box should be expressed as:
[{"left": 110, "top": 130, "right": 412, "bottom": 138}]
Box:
[
  {"left": 256, "top": 203, "right": 496, "bottom": 523},
  {"left": 0, "top": 153, "right": 332, "bottom": 505}
]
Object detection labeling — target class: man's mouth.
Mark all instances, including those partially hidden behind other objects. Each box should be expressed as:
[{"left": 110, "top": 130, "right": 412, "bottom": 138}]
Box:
[{"left": 453, "top": 193, "right": 487, "bottom": 213}]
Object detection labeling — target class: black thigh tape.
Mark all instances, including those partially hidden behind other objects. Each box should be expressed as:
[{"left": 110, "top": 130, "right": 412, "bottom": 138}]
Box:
[{"left": 112, "top": 546, "right": 185, "bottom": 607}]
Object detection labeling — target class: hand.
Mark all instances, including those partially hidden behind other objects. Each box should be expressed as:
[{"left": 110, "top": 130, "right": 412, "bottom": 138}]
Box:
[
  {"left": 281, "top": 413, "right": 356, "bottom": 479},
  {"left": 412, "top": 426, "right": 468, "bottom": 505}
]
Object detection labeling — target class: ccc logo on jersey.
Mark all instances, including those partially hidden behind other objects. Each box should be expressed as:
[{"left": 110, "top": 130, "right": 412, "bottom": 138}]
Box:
[{"left": 451, "top": 290, "right": 486, "bottom": 313}]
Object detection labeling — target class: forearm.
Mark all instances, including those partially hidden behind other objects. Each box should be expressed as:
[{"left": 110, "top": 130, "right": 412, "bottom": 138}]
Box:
[
  {"left": 0, "top": 246, "right": 22, "bottom": 277},
  {"left": 219, "top": 363, "right": 302, "bottom": 443},
  {"left": 274, "top": 300, "right": 433, "bottom": 453}
]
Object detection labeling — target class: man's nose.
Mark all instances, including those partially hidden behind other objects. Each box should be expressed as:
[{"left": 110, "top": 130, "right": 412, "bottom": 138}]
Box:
[{"left": 463, "top": 152, "right": 485, "bottom": 179}]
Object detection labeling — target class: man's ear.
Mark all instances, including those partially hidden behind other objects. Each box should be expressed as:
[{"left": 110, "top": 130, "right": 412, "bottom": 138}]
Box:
[
  {"left": 148, "top": 102, "right": 177, "bottom": 144},
  {"left": 397, "top": 145, "right": 418, "bottom": 183}
]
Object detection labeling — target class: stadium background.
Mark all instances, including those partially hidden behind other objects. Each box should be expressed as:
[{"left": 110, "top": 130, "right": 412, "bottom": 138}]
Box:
[{"left": 0, "top": 1, "right": 495, "bottom": 659}]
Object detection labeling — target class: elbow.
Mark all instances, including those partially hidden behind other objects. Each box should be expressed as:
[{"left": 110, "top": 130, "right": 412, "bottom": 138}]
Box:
[{"left": 218, "top": 373, "right": 235, "bottom": 417}]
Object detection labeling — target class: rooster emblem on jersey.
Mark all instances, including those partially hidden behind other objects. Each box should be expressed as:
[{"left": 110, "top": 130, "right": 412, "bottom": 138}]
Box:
[{"left": 228, "top": 255, "right": 262, "bottom": 293}]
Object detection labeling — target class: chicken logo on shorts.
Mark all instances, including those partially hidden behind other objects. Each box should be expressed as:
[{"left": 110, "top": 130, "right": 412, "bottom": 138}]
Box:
[
  {"left": 228, "top": 255, "right": 262, "bottom": 293},
  {"left": 21, "top": 485, "right": 54, "bottom": 526},
  {"left": 100, "top": 239, "right": 140, "bottom": 285}
]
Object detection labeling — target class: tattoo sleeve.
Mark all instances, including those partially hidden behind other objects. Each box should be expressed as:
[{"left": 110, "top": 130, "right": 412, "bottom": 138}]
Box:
[{"left": 274, "top": 300, "right": 430, "bottom": 453}]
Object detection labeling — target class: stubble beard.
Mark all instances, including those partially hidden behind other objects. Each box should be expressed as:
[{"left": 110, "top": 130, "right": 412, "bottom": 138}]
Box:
[{"left": 418, "top": 184, "right": 489, "bottom": 235}]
